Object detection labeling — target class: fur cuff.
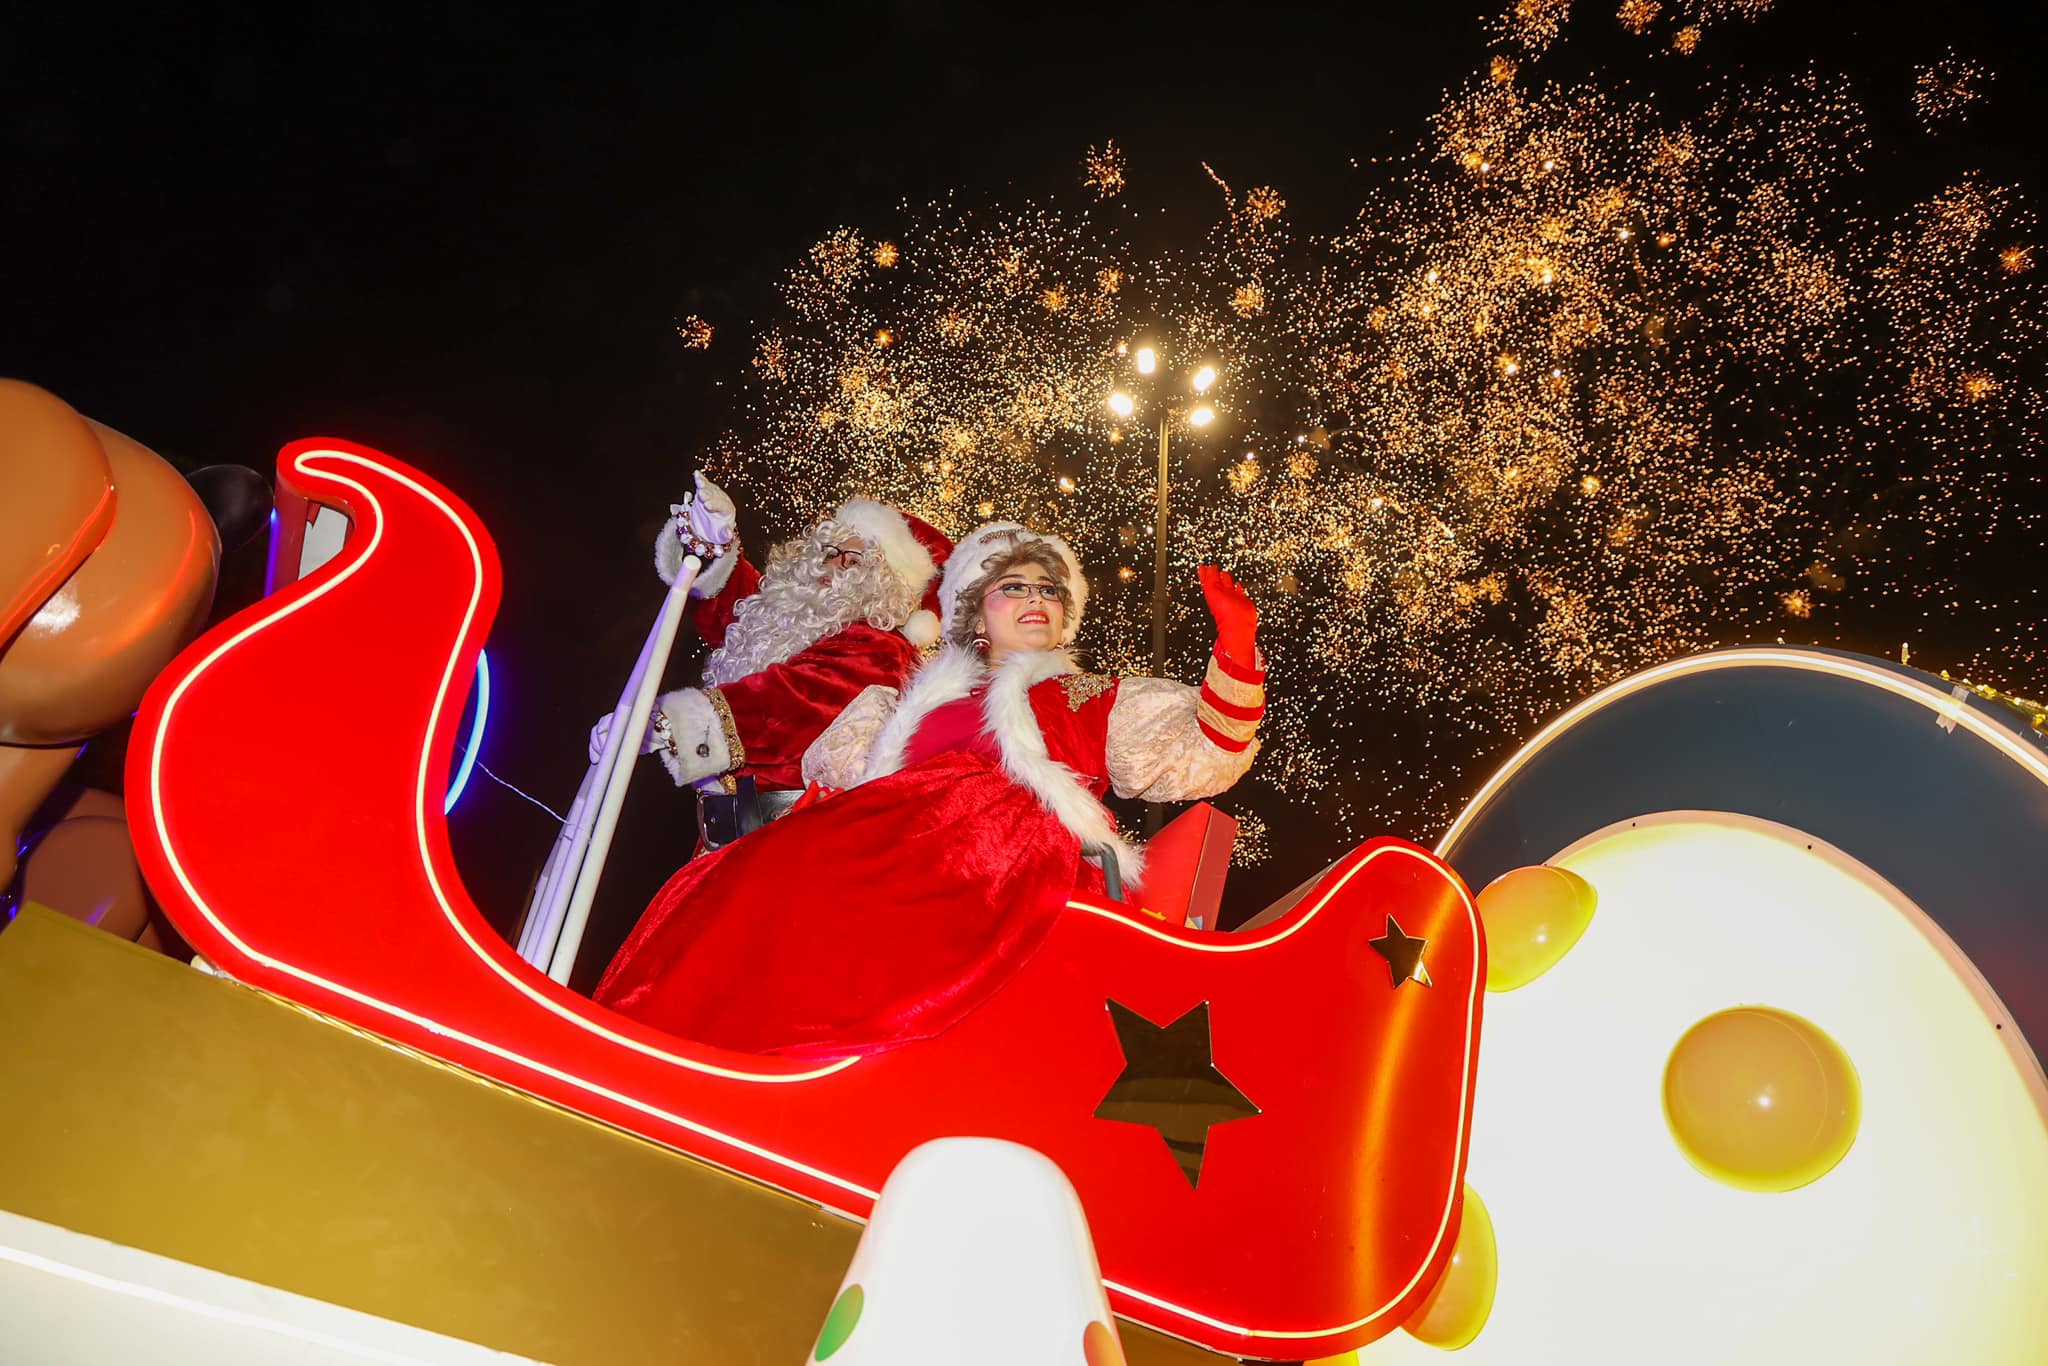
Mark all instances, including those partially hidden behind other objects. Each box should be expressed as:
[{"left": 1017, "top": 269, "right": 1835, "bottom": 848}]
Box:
[
  {"left": 653, "top": 525, "right": 739, "bottom": 598},
  {"left": 688, "top": 548, "right": 738, "bottom": 598},
  {"left": 653, "top": 688, "right": 734, "bottom": 787}
]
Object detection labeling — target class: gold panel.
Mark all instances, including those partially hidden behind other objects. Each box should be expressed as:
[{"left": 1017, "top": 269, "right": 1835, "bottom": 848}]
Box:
[{"left": 0, "top": 909, "right": 1224, "bottom": 1365}]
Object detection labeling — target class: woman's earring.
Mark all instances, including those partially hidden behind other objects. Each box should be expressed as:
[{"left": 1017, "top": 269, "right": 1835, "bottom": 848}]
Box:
[{"left": 971, "top": 623, "right": 991, "bottom": 656}]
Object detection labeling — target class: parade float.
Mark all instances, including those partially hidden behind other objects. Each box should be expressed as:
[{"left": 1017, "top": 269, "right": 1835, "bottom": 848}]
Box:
[{"left": 3, "top": 405, "right": 2045, "bottom": 1364}]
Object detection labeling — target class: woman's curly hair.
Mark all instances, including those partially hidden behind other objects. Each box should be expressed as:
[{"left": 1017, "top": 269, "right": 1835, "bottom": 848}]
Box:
[{"left": 947, "top": 538, "right": 1074, "bottom": 651}]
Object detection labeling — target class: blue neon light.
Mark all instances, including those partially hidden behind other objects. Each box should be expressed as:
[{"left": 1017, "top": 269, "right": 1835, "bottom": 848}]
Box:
[{"left": 444, "top": 649, "right": 491, "bottom": 813}]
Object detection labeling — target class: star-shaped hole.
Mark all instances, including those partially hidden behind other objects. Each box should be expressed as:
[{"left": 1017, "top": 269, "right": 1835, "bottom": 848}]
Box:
[
  {"left": 1369, "top": 914, "right": 1432, "bottom": 988},
  {"left": 1093, "top": 1000, "right": 1260, "bottom": 1189}
]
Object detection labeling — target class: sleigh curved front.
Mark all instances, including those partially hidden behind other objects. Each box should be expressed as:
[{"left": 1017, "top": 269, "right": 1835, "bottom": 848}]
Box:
[{"left": 126, "top": 440, "right": 1483, "bottom": 1359}]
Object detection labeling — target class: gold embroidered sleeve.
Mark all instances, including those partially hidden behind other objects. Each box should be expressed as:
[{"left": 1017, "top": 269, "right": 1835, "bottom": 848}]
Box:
[
  {"left": 701, "top": 686, "right": 746, "bottom": 775},
  {"left": 801, "top": 684, "right": 899, "bottom": 789},
  {"left": 1104, "top": 676, "right": 1260, "bottom": 802}
]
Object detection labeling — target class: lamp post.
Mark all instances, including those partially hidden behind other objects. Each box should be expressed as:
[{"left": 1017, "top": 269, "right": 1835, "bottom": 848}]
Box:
[{"left": 1108, "top": 346, "right": 1220, "bottom": 833}]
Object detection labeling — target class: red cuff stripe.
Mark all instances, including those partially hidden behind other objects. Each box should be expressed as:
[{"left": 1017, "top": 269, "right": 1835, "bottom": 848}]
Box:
[
  {"left": 1211, "top": 648, "right": 1267, "bottom": 685},
  {"left": 1198, "top": 719, "right": 1255, "bottom": 752},
  {"left": 1199, "top": 686, "right": 1265, "bottom": 722}
]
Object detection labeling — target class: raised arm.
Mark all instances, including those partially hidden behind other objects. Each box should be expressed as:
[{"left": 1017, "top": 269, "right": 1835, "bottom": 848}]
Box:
[
  {"left": 1105, "top": 565, "right": 1267, "bottom": 801},
  {"left": 653, "top": 472, "right": 757, "bottom": 648}
]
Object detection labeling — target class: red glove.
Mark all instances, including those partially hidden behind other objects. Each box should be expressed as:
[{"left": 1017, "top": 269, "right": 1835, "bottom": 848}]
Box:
[{"left": 1199, "top": 565, "right": 1260, "bottom": 668}]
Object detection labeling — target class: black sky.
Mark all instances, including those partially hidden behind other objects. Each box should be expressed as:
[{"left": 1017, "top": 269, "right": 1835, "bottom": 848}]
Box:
[{"left": 6, "top": 2, "right": 2043, "bottom": 975}]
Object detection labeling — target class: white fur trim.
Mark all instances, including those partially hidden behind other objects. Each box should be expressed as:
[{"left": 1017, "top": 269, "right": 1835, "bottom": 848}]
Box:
[
  {"left": 939, "top": 522, "right": 1088, "bottom": 646},
  {"left": 979, "top": 649, "right": 1144, "bottom": 889},
  {"left": 690, "top": 548, "right": 738, "bottom": 598},
  {"left": 653, "top": 522, "right": 739, "bottom": 598},
  {"left": 833, "top": 499, "right": 936, "bottom": 593},
  {"left": 900, "top": 608, "right": 941, "bottom": 648},
  {"left": 860, "top": 645, "right": 985, "bottom": 785},
  {"left": 859, "top": 646, "right": 1142, "bottom": 890},
  {"left": 652, "top": 688, "right": 732, "bottom": 787}
]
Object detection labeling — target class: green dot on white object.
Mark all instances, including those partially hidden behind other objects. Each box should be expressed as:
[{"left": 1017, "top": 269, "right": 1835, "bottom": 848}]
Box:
[{"left": 814, "top": 1284, "right": 863, "bottom": 1361}]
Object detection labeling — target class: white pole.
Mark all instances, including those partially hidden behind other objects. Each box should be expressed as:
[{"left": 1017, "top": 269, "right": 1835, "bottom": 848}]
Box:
[
  {"left": 516, "top": 759, "right": 598, "bottom": 963},
  {"left": 516, "top": 604, "right": 669, "bottom": 968},
  {"left": 546, "top": 555, "right": 702, "bottom": 985}
]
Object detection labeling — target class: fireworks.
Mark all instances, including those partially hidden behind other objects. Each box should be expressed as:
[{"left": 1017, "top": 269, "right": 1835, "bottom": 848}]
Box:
[
  {"left": 675, "top": 315, "right": 714, "bottom": 349},
  {"left": 1916, "top": 52, "right": 1992, "bottom": 130},
  {"left": 692, "top": 2, "right": 2044, "bottom": 849},
  {"left": 1084, "top": 141, "right": 1127, "bottom": 200}
]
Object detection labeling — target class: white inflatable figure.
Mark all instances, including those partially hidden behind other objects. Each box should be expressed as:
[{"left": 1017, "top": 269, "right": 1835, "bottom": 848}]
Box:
[{"left": 805, "top": 1138, "right": 1128, "bottom": 1366}]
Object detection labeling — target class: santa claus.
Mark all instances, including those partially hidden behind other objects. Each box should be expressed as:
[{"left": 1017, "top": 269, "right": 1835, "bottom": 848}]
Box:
[{"left": 592, "top": 473, "right": 950, "bottom": 849}]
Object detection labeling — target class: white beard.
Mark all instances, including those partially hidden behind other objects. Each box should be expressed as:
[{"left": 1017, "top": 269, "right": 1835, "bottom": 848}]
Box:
[{"left": 702, "top": 520, "right": 919, "bottom": 686}]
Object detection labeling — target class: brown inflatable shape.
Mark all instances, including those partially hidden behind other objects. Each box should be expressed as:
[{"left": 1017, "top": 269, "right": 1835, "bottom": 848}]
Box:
[
  {"left": 0, "top": 383, "right": 116, "bottom": 645},
  {"left": 0, "top": 380, "right": 221, "bottom": 894},
  {"left": 15, "top": 787, "right": 174, "bottom": 951}
]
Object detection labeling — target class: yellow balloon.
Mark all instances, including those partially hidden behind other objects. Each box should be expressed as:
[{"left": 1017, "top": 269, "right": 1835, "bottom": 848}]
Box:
[
  {"left": 1474, "top": 865, "right": 1597, "bottom": 991},
  {"left": 1663, "top": 1006, "right": 1861, "bottom": 1193},
  {"left": 1304, "top": 1355, "right": 1358, "bottom": 1366},
  {"left": 1401, "top": 1183, "right": 1497, "bottom": 1350}
]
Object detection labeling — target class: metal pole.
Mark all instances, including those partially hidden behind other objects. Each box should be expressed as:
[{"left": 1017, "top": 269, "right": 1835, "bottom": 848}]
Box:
[
  {"left": 1148, "top": 416, "right": 1170, "bottom": 837},
  {"left": 1151, "top": 415, "right": 1170, "bottom": 679}
]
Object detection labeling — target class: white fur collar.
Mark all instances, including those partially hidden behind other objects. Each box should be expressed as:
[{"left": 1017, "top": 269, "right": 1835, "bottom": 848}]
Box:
[
  {"left": 859, "top": 647, "right": 1144, "bottom": 890},
  {"left": 860, "top": 645, "right": 988, "bottom": 784}
]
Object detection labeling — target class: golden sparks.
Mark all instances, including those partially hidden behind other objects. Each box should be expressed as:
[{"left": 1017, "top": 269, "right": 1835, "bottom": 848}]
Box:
[
  {"left": 703, "top": 0, "right": 2044, "bottom": 851},
  {"left": 811, "top": 229, "right": 863, "bottom": 287},
  {"left": 1915, "top": 52, "right": 1991, "bottom": 130},
  {"left": 874, "top": 240, "right": 901, "bottom": 268},
  {"left": 1083, "top": 140, "right": 1127, "bottom": 199},
  {"left": 675, "top": 315, "right": 714, "bottom": 349}
]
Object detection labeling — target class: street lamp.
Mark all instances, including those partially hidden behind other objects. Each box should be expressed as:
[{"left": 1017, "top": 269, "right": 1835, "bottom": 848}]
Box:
[{"left": 1105, "top": 343, "right": 1224, "bottom": 828}]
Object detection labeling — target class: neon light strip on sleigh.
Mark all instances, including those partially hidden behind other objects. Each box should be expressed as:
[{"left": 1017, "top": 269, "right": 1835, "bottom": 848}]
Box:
[{"left": 130, "top": 441, "right": 1483, "bottom": 1355}]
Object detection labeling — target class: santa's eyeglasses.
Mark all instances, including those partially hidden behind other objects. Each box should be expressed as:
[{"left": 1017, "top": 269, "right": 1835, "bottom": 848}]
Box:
[
  {"left": 822, "top": 545, "right": 866, "bottom": 566},
  {"left": 987, "top": 582, "right": 1069, "bottom": 604}
]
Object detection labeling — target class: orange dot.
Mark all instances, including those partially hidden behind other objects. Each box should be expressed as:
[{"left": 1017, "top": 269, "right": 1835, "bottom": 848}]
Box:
[{"left": 1083, "top": 1319, "right": 1126, "bottom": 1366}]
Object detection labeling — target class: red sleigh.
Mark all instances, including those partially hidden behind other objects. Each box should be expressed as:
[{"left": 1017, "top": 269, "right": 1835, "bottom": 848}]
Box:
[{"left": 127, "top": 439, "right": 1484, "bottom": 1360}]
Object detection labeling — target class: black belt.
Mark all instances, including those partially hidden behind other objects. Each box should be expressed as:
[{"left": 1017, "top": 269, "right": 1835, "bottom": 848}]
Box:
[{"left": 696, "top": 776, "right": 801, "bottom": 850}]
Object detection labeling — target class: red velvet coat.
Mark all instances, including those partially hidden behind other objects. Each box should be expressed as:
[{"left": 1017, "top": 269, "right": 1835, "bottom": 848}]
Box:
[{"left": 680, "top": 554, "right": 922, "bottom": 793}]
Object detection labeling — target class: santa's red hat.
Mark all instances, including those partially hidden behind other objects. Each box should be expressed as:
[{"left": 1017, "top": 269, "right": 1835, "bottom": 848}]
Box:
[{"left": 832, "top": 498, "right": 952, "bottom": 647}]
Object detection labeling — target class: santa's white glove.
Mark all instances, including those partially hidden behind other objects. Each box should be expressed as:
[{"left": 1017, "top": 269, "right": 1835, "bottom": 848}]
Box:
[
  {"left": 688, "top": 472, "right": 736, "bottom": 547},
  {"left": 654, "top": 473, "right": 741, "bottom": 595},
  {"left": 587, "top": 711, "right": 660, "bottom": 765}
]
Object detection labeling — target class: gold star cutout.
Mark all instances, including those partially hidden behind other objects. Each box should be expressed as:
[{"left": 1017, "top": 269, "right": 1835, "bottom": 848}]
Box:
[
  {"left": 1093, "top": 1001, "right": 1260, "bottom": 1188},
  {"left": 1369, "top": 915, "right": 1432, "bottom": 988}
]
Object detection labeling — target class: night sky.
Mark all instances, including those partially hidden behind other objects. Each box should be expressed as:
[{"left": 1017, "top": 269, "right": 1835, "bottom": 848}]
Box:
[{"left": 7, "top": 2, "right": 2043, "bottom": 978}]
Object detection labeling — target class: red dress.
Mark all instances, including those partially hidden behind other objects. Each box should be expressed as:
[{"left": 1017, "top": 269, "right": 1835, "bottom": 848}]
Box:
[{"left": 597, "top": 676, "right": 1121, "bottom": 1058}]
